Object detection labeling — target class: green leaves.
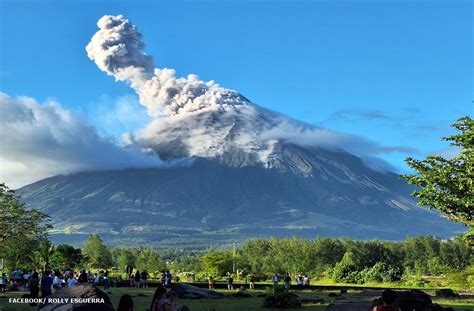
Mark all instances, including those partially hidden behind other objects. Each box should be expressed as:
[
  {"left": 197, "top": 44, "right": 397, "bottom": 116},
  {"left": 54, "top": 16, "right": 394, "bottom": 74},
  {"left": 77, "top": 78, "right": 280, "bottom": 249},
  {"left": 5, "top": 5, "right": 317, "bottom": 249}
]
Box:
[
  {"left": 0, "top": 183, "right": 52, "bottom": 270},
  {"left": 0, "top": 183, "right": 52, "bottom": 244},
  {"left": 401, "top": 116, "right": 473, "bottom": 226},
  {"left": 82, "top": 234, "right": 112, "bottom": 268}
]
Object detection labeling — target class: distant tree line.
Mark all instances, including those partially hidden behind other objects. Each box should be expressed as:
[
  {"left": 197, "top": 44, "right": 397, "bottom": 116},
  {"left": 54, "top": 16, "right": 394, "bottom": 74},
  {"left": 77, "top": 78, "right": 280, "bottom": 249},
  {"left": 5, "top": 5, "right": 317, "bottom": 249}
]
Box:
[{"left": 170, "top": 236, "right": 472, "bottom": 285}]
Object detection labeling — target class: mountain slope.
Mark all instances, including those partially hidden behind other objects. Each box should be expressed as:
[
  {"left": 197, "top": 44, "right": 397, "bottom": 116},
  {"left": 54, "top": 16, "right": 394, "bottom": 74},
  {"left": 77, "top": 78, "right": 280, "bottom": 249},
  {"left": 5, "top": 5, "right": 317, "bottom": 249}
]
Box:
[{"left": 18, "top": 144, "right": 462, "bottom": 248}]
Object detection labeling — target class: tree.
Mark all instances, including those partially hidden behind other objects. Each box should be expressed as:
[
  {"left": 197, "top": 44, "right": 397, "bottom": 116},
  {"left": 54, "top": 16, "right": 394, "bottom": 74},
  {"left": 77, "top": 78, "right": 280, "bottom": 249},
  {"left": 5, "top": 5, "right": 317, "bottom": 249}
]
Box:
[
  {"left": 82, "top": 234, "right": 112, "bottom": 268},
  {"left": 401, "top": 116, "right": 473, "bottom": 245},
  {"left": 0, "top": 183, "right": 52, "bottom": 270},
  {"left": 135, "top": 248, "right": 165, "bottom": 273},
  {"left": 49, "top": 244, "right": 83, "bottom": 270},
  {"left": 201, "top": 250, "right": 233, "bottom": 276},
  {"left": 401, "top": 116, "right": 473, "bottom": 224},
  {"left": 0, "top": 183, "right": 51, "bottom": 244}
]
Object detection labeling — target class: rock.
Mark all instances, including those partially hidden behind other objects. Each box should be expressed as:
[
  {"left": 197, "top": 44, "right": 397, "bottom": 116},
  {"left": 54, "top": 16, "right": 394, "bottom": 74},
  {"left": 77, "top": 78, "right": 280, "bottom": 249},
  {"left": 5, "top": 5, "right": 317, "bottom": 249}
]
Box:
[
  {"left": 434, "top": 289, "right": 458, "bottom": 298},
  {"left": 340, "top": 289, "right": 348, "bottom": 294},
  {"left": 396, "top": 290, "right": 432, "bottom": 311},
  {"left": 37, "top": 284, "right": 114, "bottom": 311},
  {"left": 169, "top": 284, "right": 224, "bottom": 299}
]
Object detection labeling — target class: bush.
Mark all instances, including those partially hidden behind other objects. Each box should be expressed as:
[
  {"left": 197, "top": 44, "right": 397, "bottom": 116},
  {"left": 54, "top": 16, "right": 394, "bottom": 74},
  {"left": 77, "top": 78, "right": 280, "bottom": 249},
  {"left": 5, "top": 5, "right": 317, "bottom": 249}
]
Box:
[
  {"left": 263, "top": 285, "right": 301, "bottom": 309},
  {"left": 364, "top": 262, "right": 402, "bottom": 283}
]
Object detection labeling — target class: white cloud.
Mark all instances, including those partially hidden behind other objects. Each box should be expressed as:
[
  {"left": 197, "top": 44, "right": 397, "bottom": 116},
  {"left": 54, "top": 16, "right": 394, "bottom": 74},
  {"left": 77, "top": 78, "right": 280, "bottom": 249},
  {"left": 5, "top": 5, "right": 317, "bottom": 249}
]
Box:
[{"left": 0, "top": 93, "right": 162, "bottom": 188}]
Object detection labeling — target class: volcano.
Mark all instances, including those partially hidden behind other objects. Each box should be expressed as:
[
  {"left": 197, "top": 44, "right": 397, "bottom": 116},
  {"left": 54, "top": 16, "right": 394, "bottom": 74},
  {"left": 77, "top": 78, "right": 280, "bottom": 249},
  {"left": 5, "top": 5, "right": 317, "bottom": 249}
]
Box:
[
  {"left": 17, "top": 106, "right": 462, "bottom": 248},
  {"left": 16, "top": 15, "right": 463, "bottom": 248}
]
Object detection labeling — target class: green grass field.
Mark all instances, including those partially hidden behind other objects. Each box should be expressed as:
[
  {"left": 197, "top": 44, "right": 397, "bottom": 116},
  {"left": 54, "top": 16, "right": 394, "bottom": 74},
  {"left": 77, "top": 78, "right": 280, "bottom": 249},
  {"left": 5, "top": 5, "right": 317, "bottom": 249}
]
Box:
[{"left": 0, "top": 287, "right": 473, "bottom": 311}]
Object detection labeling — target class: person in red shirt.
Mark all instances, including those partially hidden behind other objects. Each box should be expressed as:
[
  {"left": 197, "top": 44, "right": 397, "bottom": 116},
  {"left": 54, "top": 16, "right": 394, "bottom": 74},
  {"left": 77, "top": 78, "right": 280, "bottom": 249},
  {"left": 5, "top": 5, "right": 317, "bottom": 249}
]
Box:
[{"left": 373, "top": 289, "right": 401, "bottom": 311}]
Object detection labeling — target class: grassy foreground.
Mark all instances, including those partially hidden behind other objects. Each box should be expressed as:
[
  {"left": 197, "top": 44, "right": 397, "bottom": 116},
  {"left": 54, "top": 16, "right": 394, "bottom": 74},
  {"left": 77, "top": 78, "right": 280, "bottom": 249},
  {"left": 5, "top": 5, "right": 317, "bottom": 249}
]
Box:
[{"left": 0, "top": 287, "right": 473, "bottom": 311}]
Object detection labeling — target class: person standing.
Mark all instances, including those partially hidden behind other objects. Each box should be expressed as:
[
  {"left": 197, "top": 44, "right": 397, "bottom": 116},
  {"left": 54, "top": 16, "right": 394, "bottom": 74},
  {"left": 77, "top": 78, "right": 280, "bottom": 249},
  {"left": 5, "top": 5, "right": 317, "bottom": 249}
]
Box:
[
  {"left": 40, "top": 271, "right": 53, "bottom": 297},
  {"left": 78, "top": 270, "right": 88, "bottom": 283},
  {"left": 272, "top": 273, "right": 279, "bottom": 285},
  {"left": 22, "top": 270, "right": 31, "bottom": 287},
  {"left": 165, "top": 271, "right": 172, "bottom": 288},
  {"left": 103, "top": 270, "right": 110, "bottom": 291},
  {"left": 93, "top": 273, "right": 100, "bottom": 285},
  {"left": 0, "top": 272, "right": 7, "bottom": 293},
  {"left": 227, "top": 275, "right": 234, "bottom": 290},
  {"left": 283, "top": 273, "right": 291, "bottom": 289},
  {"left": 161, "top": 271, "right": 166, "bottom": 287},
  {"left": 303, "top": 275, "right": 310, "bottom": 287},
  {"left": 29, "top": 272, "right": 40, "bottom": 298},
  {"left": 134, "top": 271, "right": 141, "bottom": 288},
  {"left": 249, "top": 275, "right": 255, "bottom": 289},
  {"left": 296, "top": 275, "right": 303, "bottom": 288},
  {"left": 140, "top": 270, "right": 148, "bottom": 288},
  {"left": 208, "top": 276, "right": 214, "bottom": 289}
]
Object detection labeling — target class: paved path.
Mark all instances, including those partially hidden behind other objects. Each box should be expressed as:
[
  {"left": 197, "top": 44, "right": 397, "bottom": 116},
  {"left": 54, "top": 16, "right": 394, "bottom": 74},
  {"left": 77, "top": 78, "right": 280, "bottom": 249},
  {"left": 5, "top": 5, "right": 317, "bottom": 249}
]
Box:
[{"left": 326, "top": 290, "right": 383, "bottom": 311}]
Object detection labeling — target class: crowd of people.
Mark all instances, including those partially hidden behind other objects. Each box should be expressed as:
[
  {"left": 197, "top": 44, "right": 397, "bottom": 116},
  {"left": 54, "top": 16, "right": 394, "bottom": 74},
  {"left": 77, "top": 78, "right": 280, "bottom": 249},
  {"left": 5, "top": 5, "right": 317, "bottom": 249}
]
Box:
[
  {"left": 128, "top": 270, "right": 172, "bottom": 289},
  {"left": 2, "top": 267, "right": 113, "bottom": 297},
  {"left": 272, "top": 273, "right": 310, "bottom": 289},
  {"left": 205, "top": 273, "right": 311, "bottom": 290}
]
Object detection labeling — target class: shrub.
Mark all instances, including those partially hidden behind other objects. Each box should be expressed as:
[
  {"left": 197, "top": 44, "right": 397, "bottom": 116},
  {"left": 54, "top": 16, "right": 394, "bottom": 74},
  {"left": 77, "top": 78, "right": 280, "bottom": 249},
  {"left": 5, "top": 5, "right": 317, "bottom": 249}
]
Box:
[{"left": 263, "top": 285, "right": 301, "bottom": 309}]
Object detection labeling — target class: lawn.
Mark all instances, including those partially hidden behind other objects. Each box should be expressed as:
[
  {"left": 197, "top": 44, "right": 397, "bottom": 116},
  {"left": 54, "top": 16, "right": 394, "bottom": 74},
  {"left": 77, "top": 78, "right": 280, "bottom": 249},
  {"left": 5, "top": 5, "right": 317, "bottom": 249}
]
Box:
[
  {"left": 0, "top": 288, "right": 342, "bottom": 311},
  {"left": 0, "top": 287, "right": 473, "bottom": 311}
]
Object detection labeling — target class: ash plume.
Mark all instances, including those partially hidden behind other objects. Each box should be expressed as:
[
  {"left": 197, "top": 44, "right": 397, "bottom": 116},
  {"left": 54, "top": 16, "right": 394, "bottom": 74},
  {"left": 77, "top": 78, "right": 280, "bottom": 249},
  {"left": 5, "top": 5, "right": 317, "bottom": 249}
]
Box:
[
  {"left": 86, "top": 15, "right": 248, "bottom": 117},
  {"left": 86, "top": 15, "right": 413, "bottom": 168}
]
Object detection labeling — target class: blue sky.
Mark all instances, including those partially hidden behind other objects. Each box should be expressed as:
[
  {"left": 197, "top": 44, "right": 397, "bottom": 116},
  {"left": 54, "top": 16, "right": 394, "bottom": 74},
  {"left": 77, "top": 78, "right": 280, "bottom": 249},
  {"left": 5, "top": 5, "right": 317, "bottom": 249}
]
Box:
[{"left": 0, "top": 0, "right": 472, "bottom": 175}]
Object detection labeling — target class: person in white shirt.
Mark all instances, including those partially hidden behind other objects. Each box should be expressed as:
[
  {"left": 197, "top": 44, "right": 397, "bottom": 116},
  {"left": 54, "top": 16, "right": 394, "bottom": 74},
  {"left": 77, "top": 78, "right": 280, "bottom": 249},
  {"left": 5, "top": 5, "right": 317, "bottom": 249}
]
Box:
[
  {"left": 296, "top": 275, "right": 303, "bottom": 287},
  {"left": 22, "top": 272, "right": 31, "bottom": 287},
  {"left": 303, "top": 275, "right": 309, "bottom": 287}
]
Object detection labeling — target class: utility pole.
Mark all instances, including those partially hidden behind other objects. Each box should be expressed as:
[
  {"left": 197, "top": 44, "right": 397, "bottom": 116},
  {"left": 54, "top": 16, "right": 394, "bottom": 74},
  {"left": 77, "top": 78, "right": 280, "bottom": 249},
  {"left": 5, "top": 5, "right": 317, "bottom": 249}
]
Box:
[{"left": 232, "top": 242, "right": 236, "bottom": 273}]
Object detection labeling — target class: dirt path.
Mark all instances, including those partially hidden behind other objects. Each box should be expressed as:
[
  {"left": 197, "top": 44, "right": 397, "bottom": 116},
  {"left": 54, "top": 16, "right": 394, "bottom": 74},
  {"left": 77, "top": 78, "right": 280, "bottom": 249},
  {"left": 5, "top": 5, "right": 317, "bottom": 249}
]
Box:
[{"left": 325, "top": 290, "right": 382, "bottom": 311}]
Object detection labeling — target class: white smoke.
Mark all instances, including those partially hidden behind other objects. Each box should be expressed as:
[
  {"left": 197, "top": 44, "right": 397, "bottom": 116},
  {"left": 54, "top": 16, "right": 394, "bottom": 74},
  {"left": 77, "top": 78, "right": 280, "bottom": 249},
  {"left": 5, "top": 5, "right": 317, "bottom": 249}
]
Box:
[{"left": 86, "top": 15, "right": 248, "bottom": 117}]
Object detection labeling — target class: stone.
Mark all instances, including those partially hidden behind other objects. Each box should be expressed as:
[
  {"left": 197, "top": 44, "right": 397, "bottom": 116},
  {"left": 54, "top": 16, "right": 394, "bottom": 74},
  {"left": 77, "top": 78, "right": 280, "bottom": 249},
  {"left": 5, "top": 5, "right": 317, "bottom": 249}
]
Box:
[
  {"left": 37, "top": 284, "right": 114, "bottom": 311},
  {"left": 169, "top": 284, "right": 224, "bottom": 299},
  {"left": 434, "top": 289, "right": 458, "bottom": 298},
  {"left": 395, "top": 290, "right": 432, "bottom": 311}
]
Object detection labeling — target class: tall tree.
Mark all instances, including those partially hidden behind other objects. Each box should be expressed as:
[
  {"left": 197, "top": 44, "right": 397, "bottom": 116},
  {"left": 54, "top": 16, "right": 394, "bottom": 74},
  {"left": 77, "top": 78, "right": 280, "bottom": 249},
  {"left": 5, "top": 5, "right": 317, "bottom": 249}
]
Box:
[
  {"left": 401, "top": 116, "right": 473, "bottom": 244},
  {"left": 49, "top": 244, "right": 83, "bottom": 270},
  {"left": 0, "top": 183, "right": 51, "bottom": 243},
  {"left": 82, "top": 234, "right": 112, "bottom": 268},
  {"left": 0, "top": 183, "right": 52, "bottom": 270}
]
